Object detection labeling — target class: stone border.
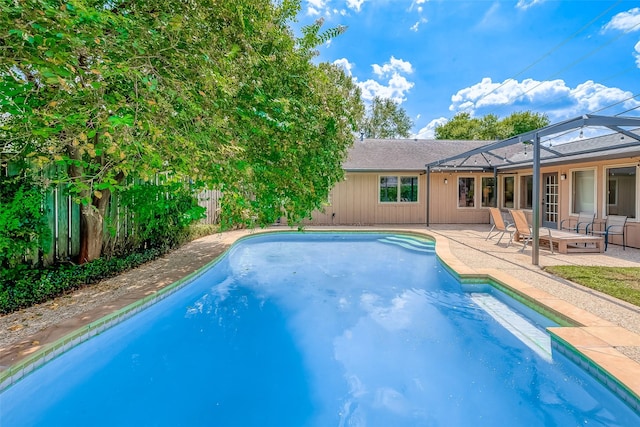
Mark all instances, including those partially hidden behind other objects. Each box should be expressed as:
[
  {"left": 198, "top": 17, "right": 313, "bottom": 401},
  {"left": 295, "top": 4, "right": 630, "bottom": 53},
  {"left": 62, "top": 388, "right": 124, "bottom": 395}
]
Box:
[
  {"left": 431, "top": 230, "right": 640, "bottom": 413},
  {"left": 0, "top": 244, "right": 231, "bottom": 392}
]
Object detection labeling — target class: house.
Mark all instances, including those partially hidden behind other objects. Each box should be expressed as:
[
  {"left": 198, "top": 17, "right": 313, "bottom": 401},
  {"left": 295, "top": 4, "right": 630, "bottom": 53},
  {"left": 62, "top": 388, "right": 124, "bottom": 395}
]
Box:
[
  {"left": 308, "top": 115, "right": 640, "bottom": 250},
  {"left": 306, "top": 138, "right": 493, "bottom": 226}
]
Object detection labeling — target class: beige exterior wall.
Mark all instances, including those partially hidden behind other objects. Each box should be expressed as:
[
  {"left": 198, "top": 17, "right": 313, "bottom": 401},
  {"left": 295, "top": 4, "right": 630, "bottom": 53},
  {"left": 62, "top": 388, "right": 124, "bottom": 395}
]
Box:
[
  {"left": 307, "top": 171, "right": 491, "bottom": 226},
  {"left": 306, "top": 172, "right": 427, "bottom": 225},
  {"left": 308, "top": 158, "right": 640, "bottom": 248},
  {"left": 427, "top": 171, "right": 492, "bottom": 224}
]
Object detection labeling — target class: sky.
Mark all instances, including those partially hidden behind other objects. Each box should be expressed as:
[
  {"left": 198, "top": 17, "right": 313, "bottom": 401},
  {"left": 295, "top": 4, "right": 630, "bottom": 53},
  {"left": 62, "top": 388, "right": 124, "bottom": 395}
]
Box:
[{"left": 294, "top": 0, "right": 640, "bottom": 139}]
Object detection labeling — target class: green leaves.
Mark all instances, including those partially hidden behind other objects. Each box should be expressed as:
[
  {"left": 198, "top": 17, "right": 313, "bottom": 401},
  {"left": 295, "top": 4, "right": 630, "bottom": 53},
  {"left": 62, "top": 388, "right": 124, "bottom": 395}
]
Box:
[
  {"left": 298, "top": 18, "right": 347, "bottom": 56},
  {"left": 0, "top": 175, "right": 50, "bottom": 271},
  {"left": 435, "top": 111, "right": 550, "bottom": 140},
  {"left": 1, "top": 0, "right": 364, "bottom": 256},
  {"left": 360, "top": 97, "right": 413, "bottom": 139}
]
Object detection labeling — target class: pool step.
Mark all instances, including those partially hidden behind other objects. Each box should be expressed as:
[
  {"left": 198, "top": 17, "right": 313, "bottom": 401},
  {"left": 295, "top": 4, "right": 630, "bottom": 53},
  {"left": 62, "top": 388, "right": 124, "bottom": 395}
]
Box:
[
  {"left": 378, "top": 236, "right": 435, "bottom": 253},
  {"left": 471, "top": 293, "right": 552, "bottom": 361}
]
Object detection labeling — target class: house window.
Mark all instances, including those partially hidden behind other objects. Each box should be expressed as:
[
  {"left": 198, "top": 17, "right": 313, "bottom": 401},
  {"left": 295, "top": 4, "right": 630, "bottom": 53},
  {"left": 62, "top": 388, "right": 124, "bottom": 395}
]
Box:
[
  {"left": 458, "top": 177, "right": 475, "bottom": 208},
  {"left": 606, "top": 166, "right": 636, "bottom": 218},
  {"left": 379, "top": 175, "right": 418, "bottom": 203},
  {"left": 379, "top": 176, "right": 398, "bottom": 202},
  {"left": 502, "top": 176, "right": 514, "bottom": 208},
  {"left": 571, "top": 169, "right": 595, "bottom": 214},
  {"left": 520, "top": 175, "right": 533, "bottom": 209},
  {"left": 400, "top": 176, "right": 419, "bottom": 202},
  {"left": 481, "top": 177, "right": 496, "bottom": 207}
]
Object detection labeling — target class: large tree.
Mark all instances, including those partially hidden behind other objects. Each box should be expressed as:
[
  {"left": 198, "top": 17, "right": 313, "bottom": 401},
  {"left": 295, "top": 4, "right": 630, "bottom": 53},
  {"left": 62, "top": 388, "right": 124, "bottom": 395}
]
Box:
[
  {"left": 1, "top": 0, "right": 363, "bottom": 262},
  {"left": 359, "top": 96, "right": 413, "bottom": 139},
  {"left": 435, "top": 111, "right": 549, "bottom": 140}
]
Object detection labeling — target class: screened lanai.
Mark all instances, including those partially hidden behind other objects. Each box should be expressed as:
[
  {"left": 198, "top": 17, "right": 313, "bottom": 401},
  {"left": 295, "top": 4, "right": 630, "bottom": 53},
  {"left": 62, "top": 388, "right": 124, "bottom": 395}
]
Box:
[{"left": 425, "top": 114, "right": 640, "bottom": 265}]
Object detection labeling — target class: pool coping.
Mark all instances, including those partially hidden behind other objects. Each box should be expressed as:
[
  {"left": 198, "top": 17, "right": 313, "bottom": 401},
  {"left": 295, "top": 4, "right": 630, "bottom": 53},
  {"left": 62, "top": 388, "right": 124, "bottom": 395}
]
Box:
[
  {"left": 1, "top": 228, "right": 640, "bottom": 412},
  {"left": 430, "top": 229, "right": 640, "bottom": 413}
]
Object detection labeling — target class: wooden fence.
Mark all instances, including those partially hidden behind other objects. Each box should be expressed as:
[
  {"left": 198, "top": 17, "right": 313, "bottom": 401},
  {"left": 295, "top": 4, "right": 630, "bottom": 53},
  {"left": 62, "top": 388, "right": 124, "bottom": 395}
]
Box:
[{"left": 2, "top": 160, "right": 220, "bottom": 265}]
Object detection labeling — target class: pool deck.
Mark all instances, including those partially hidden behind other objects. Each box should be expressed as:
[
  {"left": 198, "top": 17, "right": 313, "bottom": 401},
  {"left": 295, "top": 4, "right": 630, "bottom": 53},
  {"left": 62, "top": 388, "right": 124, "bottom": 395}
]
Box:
[{"left": 2, "top": 224, "right": 640, "bottom": 404}]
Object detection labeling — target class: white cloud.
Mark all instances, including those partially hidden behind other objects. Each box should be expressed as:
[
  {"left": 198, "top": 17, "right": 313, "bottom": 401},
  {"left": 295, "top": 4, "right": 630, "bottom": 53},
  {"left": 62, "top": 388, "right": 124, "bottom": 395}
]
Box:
[
  {"left": 603, "top": 7, "right": 640, "bottom": 33},
  {"left": 358, "top": 74, "right": 414, "bottom": 105},
  {"left": 570, "top": 80, "right": 639, "bottom": 113},
  {"left": 635, "top": 40, "right": 640, "bottom": 68},
  {"left": 410, "top": 0, "right": 427, "bottom": 11},
  {"left": 372, "top": 56, "right": 414, "bottom": 77},
  {"left": 414, "top": 117, "right": 447, "bottom": 139},
  {"left": 449, "top": 77, "right": 640, "bottom": 121},
  {"left": 306, "top": 0, "right": 360, "bottom": 17},
  {"left": 356, "top": 57, "right": 415, "bottom": 104},
  {"left": 346, "top": 0, "right": 366, "bottom": 12},
  {"left": 333, "top": 58, "right": 354, "bottom": 76},
  {"left": 515, "top": 0, "right": 545, "bottom": 11},
  {"left": 410, "top": 18, "right": 428, "bottom": 32},
  {"left": 306, "top": 0, "right": 327, "bottom": 16}
]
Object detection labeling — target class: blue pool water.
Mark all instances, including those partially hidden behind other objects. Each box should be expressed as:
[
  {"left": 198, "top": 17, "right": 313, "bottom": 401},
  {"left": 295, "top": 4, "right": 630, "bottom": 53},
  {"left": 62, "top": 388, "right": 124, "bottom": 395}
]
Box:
[{"left": 1, "top": 232, "right": 639, "bottom": 426}]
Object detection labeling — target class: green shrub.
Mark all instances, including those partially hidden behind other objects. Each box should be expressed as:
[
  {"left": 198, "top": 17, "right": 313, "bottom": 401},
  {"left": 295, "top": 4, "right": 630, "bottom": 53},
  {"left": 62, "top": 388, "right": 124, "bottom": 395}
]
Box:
[
  {"left": 109, "top": 181, "right": 206, "bottom": 252},
  {"left": 0, "top": 247, "right": 164, "bottom": 314},
  {"left": 0, "top": 175, "right": 50, "bottom": 277}
]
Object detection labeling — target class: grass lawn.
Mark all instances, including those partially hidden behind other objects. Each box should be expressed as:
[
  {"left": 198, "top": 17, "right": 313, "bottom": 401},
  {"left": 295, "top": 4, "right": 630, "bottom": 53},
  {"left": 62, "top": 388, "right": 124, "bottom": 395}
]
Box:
[{"left": 543, "top": 266, "right": 640, "bottom": 307}]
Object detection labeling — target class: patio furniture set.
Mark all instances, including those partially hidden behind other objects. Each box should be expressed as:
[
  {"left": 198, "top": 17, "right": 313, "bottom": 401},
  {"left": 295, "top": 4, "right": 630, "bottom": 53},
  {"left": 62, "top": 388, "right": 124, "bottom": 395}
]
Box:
[{"left": 486, "top": 208, "right": 627, "bottom": 254}]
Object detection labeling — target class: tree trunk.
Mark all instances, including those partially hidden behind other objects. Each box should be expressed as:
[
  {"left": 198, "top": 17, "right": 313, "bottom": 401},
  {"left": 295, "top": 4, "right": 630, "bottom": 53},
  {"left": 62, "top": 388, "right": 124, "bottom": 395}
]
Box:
[
  {"left": 67, "top": 138, "right": 116, "bottom": 264},
  {"left": 77, "top": 190, "right": 111, "bottom": 264}
]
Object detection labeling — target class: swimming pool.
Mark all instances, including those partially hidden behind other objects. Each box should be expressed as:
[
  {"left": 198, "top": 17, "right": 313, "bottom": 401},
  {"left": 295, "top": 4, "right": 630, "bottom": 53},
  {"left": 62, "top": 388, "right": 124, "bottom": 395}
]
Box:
[{"left": 1, "top": 232, "right": 638, "bottom": 426}]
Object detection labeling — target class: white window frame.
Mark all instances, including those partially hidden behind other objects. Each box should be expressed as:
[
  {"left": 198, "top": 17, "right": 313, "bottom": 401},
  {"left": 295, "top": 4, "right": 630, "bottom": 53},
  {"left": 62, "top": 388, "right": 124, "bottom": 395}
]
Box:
[
  {"left": 481, "top": 176, "right": 496, "bottom": 208},
  {"left": 602, "top": 164, "right": 638, "bottom": 220},
  {"left": 457, "top": 176, "right": 476, "bottom": 208},
  {"left": 519, "top": 174, "right": 534, "bottom": 210},
  {"left": 569, "top": 167, "right": 596, "bottom": 216},
  {"left": 501, "top": 175, "right": 516, "bottom": 209}
]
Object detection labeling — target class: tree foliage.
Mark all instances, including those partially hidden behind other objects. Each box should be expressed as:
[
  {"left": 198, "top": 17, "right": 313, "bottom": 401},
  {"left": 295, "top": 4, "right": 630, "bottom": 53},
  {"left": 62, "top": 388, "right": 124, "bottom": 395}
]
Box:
[
  {"left": 0, "top": 173, "right": 50, "bottom": 278},
  {"left": 1, "top": 0, "right": 363, "bottom": 262},
  {"left": 359, "top": 97, "right": 413, "bottom": 139},
  {"left": 434, "top": 111, "right": 550, "bottom": 140}
]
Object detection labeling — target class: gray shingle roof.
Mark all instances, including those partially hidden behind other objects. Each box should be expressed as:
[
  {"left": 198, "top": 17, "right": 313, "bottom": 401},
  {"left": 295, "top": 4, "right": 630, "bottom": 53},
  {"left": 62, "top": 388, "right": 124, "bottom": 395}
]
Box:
[
  {"left": 343, "top": 138, "right": 492, "bottom": 171},
  {"left": 344, "top": 127, "right": 640, "bottom": 172}
]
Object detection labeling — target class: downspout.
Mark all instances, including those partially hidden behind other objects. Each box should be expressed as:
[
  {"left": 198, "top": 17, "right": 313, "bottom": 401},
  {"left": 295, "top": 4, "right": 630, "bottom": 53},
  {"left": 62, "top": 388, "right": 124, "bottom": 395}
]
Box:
[
  {"left": 426, "top": 166, "right": 430, "bottom": 227},
  {"left": 532, "top": 133, "right": 541, "bottom": 265},
  {"left": 493, "top": 167, "right": 498, "bottom": 207}
]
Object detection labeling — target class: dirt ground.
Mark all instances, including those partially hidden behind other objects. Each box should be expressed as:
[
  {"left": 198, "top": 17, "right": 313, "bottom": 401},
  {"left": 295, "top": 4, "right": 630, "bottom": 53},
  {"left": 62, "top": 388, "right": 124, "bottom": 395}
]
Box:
[{"left": 0, "top": 233, "right": 232, "bottom": 368}]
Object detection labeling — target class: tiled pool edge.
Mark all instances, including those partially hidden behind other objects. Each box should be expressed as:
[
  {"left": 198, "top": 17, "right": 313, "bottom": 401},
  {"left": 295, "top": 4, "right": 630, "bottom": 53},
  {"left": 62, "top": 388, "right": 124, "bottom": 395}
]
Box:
[
  {"left": 0, "top": 246, "right": 232, "bottom": 393},
  {"left": 2, "top": 227, "right": 640, "bottom": 412},
  {"left": 429, "top": 230, "right": 640, "bottom": 413},
  {"left": 549, "top": 329, "right": 640, "bottom": 413}
]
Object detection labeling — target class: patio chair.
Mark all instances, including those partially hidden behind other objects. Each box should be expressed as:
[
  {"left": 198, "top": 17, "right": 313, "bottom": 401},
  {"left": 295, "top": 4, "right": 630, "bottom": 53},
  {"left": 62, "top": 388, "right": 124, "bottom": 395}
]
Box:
[
  {"left": 560, "top": 211, "right": 595, "bottom": 234},
  {"left": 509, "top": 209, "right": 533, "bottom": 252},
  {"left": 486, "top": 207, "right": 515, "bottom": 246},
  {"left": 590, "top": 215, "right": 627, "bottom": 251}
]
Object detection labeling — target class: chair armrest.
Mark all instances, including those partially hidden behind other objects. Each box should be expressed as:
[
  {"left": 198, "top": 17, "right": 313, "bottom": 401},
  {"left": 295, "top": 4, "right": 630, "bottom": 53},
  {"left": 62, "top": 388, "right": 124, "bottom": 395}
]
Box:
[
  {"left": 606, "top": 224, "right": 625, "bottom": 234},
  {"left": 576, "top": 221, "right": 593, "bottom": 234},
  {"left": 559, "top": 219, "right": 573, "bottom": 230}
]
